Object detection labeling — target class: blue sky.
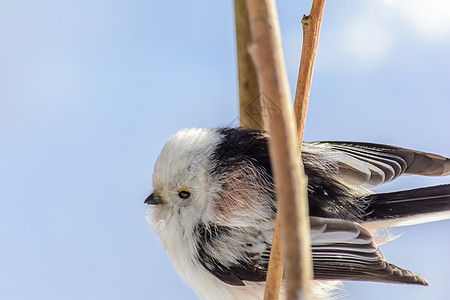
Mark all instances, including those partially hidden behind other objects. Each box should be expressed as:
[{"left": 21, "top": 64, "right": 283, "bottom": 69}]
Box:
[{"left": 0, "top": 1, "right": 449, "bottom": 299}]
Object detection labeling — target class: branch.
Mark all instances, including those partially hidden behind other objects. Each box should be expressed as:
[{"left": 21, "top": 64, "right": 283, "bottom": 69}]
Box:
[
  {"left": 235, "top": 0, "right": 266, "bottom": 130},
  {"left": 245, "top": 1, "right": 313, "bottom": 299},
  {"left": 294, "top": 0, "right": 326, "bottom": 151}
]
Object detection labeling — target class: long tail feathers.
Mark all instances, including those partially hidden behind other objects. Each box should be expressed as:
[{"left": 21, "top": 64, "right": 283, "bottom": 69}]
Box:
[{"left": 362, "top": 184, "right": 450, "bottom": 227}]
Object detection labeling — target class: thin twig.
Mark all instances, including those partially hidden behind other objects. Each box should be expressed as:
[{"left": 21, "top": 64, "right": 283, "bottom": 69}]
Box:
[
  {"left": 263, "top": 212, "right": 284, "bottom": 300},
  {"left": 246, "top": 0, "right": 313, "bottom": 299},
  {"left": 235, "top": 0, "right": 266, "bottom": 130},
  {"left": 294, "top": 0, "right": 326, "bottom": 151}
]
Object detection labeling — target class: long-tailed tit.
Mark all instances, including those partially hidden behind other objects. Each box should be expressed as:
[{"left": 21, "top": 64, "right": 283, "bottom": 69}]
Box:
[{"left": 145, "top": 127, "right": 450, "bottom": 299}]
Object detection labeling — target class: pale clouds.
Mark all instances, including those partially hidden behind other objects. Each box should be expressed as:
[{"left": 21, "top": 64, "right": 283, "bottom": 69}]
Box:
[
  {"left": 339, "top": 13, "right": 393, "bottom": 67},
  {"left": 388, "top": 0, "right": 450, "bottom": 39},
  {"left": 305, "top": 0, "right": 450, "bottom": 71}
]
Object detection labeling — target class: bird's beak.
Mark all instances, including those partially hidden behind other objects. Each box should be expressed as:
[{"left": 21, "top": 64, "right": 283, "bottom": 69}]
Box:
[{"left": 144, "top": 193, "right": 163, "bottom": 205}]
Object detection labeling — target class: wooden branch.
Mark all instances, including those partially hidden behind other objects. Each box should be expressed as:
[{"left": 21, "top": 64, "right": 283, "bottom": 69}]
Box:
[
  {"left": 294, "top": 0, "right": 326, "bottom": 151},
  {"left": 235, "top": 0, "right": 266, "bottom": 130},
  {"left": 263, "top": 212, "right": 283, "bottom": 300},
  {"left": 246, "top": 1, "right": 313, "bottom": 299}
]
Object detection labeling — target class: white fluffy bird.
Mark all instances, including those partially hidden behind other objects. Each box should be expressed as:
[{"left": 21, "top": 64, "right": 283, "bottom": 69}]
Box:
[{"left": 146, "top": 127, "right": 450, "bottom": 299}]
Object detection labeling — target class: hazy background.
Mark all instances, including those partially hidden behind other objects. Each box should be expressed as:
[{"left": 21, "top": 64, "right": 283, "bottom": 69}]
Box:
[{"left": 1, "top": 1, "right": 449, "bottom": 299}]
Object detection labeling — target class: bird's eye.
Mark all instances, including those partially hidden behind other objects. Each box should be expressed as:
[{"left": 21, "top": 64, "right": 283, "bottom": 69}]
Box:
[{"left": 177, "top": 188, "right": 191, "bottom": 199}]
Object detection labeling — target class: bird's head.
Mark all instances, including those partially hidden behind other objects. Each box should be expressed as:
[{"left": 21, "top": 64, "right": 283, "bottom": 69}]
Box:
[
  {"left": 146, "top": 127, "right": 276, "bottom": 234},
  {"left": 146, "top": 128, "right": 224, "bottom": 230}
]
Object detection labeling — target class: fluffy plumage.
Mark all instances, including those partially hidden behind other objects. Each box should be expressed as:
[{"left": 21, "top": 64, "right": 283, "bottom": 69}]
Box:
[{"left": 146, "top": 127, "right": 450, "bottom": 299}]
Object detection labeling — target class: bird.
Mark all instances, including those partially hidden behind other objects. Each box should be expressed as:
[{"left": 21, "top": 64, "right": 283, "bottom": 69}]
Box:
[{"left": 145, "top": 127, "right": 450, "bottom": 300}]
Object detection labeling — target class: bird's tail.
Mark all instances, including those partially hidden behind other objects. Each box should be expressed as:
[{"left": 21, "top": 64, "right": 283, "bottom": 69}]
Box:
[{"left": 362, "top": 184, "right": 450, "bottom": 227}]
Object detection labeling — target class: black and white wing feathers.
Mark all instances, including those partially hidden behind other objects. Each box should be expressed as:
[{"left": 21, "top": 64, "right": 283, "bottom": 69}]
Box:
[
  {"left": 195, "top": 223, "right": 269, "bottom": 286},
  {"left": 307, "top": 142, "right": 450, "bottom": 187},
  {"left": 310, "top": 217, "right": 428, "bottom": 285},
  {"left": 195, "top": 218, "right": 428, "bottom": 287}
]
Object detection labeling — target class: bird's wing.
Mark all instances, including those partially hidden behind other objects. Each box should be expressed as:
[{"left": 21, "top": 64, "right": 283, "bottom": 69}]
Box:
[
  {"left": 195, "top": 218, "right": 428, "bottom": 287},
  {"left": 195, "top": 223, "right": 269, "bottom": 286},
  {"left": 310, "top": 217, "right": 428, "bottom": 285},
  {"left": 306, "top": 142, "right": 450, "bottom": 187}
]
